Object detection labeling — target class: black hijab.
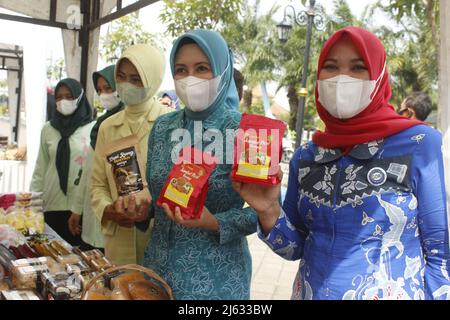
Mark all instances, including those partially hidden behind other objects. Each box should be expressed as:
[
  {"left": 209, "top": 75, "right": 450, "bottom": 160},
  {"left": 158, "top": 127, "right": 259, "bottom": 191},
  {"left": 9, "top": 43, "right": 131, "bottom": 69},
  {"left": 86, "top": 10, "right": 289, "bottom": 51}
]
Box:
[
  {"left": 90, "top": 65, "right": 124, "bottom": 149},
  {"left": 50, "top": 78, "right": 93, "bottom": 195}
]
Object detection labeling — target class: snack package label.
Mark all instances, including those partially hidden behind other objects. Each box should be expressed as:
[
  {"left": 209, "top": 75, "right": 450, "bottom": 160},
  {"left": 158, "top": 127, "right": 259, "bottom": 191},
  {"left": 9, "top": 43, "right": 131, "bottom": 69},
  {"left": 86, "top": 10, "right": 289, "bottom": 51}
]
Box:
[
  {"left": 236, "top": 130, "right": 272, "bottom": 180},
  {"left": 106, "top": 146, "right": 144, "bottom": 196},
  {"left": 163, "top": 163, "right": 203, "bottom": 208},
  {"left": 232, "top": 114, "right": 286, "bottom": 185},
  {"left": 157, "top": 146, "right": 217, "bottom": 220}
]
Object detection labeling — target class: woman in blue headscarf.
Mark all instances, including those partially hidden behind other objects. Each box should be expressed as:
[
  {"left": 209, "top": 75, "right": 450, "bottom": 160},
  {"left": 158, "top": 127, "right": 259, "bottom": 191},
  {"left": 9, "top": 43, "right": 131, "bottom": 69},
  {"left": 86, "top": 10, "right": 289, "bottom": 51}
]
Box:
[
  {"left": 160, "top": 90, "right": 180, "bottom": 110},
  {"left": 143, "top": 30, "right": 257, "bottom": 299}
]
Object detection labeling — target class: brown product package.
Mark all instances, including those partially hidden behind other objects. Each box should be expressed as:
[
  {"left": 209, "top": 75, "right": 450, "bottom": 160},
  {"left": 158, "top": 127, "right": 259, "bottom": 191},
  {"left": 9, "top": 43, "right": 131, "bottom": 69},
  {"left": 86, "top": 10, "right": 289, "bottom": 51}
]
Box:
[{"left": 100, "top": 134, "right": 151, "bottom": 215}]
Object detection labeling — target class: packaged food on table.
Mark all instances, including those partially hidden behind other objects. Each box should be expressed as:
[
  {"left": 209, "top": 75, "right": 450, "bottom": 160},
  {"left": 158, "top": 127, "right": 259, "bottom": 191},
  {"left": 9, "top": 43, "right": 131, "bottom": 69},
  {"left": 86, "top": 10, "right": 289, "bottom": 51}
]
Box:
[
  {"left": 49, "top": 240, "right": 71, "bottom": 256},
  {"left": 0, "top": 264, "right": 5, "bottom": 280},
  {"left": 0, "top": 192, "right": 43, "bottom": 210},
  {"left": 110, "top": 271, "right": 145, "bottom": 300},
  {"left": 10, "top": 257, "right": 50, "bottom": 289},
  {"left": 8, "top": 243, "right": 39, "bottom": 259},
  {"left": 72, "top": 248, "right": 112, "bottom": 271},
  {"left": 31, "top": 242, "right": 78, "bottom": 265},
  {"left": 0, "top": 244, "right": 16, "bottom": 271},
  {"left": 81, "top": 264, "right": 173, "bottom": 300},
  {"left": 111, "top": 287, "right": 128, "bottom": 300},
  {"left": 1, "top": 208, "right": 44, "bottom": 235},
  {"left": 0, "top": 192, "right": 45, "bottom": 235},
  {"left": 103, "top": 270, "right": 125, "bottom": 289},
  {"left": 0, "top": 280, "right": 9, "bottom": 291},
  {"left": 11, "top": 257, "right": 50, "bottom": 268},
  {"left": 45, "top": 257, "right": 65, "bottom": 274},
  {"left": 38, "top": 271, "right": 81, "bottom": 300},
  {"left": 75, "top": 248, "right": 104, "bottom": 263},
  {"left": 231, "top": 113, "right": 286, "bottom": 185},
  {"left": 78, "top": 272, "right": 100, "bottom": 290},
  {"left": 56, "top": 254, "right": 81, "bottom": 265},
  {"left": 0, "top": 224, "right": 27, "bottom": 248},
  {"left": 85, "top": 287, "right": 111, "bottom": 300},
  {"left": 101, "top": 134, "right": 151, "bottom": 214},
  {"left": 66, "top": 260, "right": 90, "bottom": 276},
  {"left": 1, "top": 289, "right": 40, "bottom": 300},
  {"left": 90, "top": 257, "right": 113, "bottom": 271},
  {"left": 128, "top": 280, "right": 169, "bottom": 300},
  {"left": 157, "top": 146, "right": 217, "bottom": 220}
]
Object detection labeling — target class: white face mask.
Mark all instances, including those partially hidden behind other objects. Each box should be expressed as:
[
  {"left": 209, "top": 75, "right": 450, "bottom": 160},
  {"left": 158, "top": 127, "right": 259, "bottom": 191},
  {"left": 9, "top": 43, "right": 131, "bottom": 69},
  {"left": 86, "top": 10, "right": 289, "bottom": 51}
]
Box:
[
  {"left": 174, "top": 62, "right": 228, "bottom": 112},
  {"left": 99, "top": 91, "right": 121, "bottom": 111},
  {"left": 117, "top": 82, "right": 150, "bottom": 106},
  {"left": 317, "top": 64, "right": 386, "bottom": 119},
  {"left": 56, "top": 89, "right": 83, "bottom": 116}
]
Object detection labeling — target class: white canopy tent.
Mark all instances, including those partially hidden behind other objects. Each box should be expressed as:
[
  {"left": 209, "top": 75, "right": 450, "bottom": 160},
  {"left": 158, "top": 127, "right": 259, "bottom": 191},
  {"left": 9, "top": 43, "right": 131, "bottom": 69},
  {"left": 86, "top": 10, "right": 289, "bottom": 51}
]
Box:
[
  {"left": 0, "top": 43, "right": 23, "bottom": 144},
  {"left": 0, "top": 0, "right": 159, "bottom": 102},
  {"left": 0, "top": 0, "right": 159, "bottom": 191}
]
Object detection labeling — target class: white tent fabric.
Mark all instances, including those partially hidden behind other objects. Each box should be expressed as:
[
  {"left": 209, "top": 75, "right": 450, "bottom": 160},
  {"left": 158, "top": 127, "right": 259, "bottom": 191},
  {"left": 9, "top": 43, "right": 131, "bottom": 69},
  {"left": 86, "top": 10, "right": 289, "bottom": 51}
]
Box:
[
  {"left": 0, "top": 0, "right": 117, "bottom": 104},
  {"left": 23, "top": 34, "right": 48, "bottom": 191},
  {"left": 0, "top": 0, "right": 117, "bottom": 191}
]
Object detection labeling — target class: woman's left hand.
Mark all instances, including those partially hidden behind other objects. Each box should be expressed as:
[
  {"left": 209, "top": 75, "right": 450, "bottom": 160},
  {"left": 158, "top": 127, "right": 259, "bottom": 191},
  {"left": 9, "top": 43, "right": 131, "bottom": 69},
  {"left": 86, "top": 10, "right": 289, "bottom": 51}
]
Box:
[{"left": 161, "top": 203, "right": 219, "bottom": 232}]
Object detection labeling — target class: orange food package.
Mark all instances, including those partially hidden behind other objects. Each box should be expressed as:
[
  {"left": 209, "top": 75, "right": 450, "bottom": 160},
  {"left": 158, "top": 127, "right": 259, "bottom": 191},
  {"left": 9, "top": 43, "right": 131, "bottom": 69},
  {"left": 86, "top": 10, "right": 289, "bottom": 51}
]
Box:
[
  {"left": 157, "top": 146, "right": 217, "bottom": 220},
  {"left": 231, "top": 113, "right": 286, "bottom": 185}
]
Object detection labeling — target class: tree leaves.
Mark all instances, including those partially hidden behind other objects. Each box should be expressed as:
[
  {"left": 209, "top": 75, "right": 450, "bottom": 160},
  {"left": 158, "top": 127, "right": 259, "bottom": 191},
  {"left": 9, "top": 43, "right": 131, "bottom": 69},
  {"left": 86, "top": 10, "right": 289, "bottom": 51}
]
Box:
[
  {"left": 101, "top": 13, "right": 159, "bottom": 64},
  {"left": 160, "top": 0, "right": 243, "bottom": 38}
]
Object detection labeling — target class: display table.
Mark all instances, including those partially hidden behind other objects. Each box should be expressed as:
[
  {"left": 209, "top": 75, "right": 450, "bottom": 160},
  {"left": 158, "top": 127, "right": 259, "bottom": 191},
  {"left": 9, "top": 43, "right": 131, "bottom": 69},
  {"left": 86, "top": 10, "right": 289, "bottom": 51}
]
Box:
[{"left": 0, "top": 161, "right": 27, "bottom": 193}]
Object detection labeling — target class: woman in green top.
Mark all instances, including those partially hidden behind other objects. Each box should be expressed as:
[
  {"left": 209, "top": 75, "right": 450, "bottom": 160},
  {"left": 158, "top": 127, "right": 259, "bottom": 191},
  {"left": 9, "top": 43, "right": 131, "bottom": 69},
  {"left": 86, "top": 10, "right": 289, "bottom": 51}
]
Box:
[
  {"left": 68, "top": 65, "right": 124, "bottom": 251},
  {"left": 30, "top": 78, "right": 94, "bottom": 246}
]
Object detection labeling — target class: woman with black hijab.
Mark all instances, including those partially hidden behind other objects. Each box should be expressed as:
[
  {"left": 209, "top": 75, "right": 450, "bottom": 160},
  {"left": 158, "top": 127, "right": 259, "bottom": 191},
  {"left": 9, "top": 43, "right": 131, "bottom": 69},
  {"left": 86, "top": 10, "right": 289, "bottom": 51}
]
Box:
[{"left": 31, "top": 78, "right": 94, "bottom": 246}]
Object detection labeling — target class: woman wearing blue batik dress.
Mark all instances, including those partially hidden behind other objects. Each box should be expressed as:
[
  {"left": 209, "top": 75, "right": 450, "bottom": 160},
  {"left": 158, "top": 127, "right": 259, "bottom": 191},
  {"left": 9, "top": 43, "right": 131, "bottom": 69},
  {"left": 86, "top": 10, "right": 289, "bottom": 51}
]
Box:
[
  {"left": 143, "top": 29, "right": 257, "bottom": 299},
  {"left": 233, "top": 26, "right": 450, "bottom": 300}
]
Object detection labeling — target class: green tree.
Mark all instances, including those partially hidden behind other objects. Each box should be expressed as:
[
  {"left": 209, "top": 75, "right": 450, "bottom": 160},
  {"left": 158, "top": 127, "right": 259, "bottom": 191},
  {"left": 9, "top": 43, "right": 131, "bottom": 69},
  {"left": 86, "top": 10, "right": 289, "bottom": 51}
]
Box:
[
  {"left": 277, "top": 0, "right": 359, "bottom": 131},
  {"left": 101, "top": 12, "right": 159, "bottom": 64},
  {"left": 160, "top": 0, "right": 280, "bottom": 117},
  {"left": 222, "top": 0, "right": 281, "bottom": 114},
  {"left": 366, "top": 0, "right": 440, "bottom": 109},
  {"left": 46, "top": 57, "right": 66, "bottom": 86},
  {"left": 160, "top": 0, "right": 243, "bottom": 38}
]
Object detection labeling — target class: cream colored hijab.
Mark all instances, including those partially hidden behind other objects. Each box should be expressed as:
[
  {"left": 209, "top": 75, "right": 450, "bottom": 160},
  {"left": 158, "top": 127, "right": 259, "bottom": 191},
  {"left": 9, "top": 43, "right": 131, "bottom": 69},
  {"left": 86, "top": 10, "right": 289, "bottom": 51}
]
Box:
[{"left": 115, "top": 44, "right": 166, "bottom": 125}]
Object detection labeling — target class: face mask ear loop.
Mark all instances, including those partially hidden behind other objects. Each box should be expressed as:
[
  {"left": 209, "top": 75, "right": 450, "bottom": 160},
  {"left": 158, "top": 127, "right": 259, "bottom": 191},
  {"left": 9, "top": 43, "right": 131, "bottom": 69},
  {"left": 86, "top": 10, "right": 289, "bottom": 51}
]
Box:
[
  {"left": 75, "top": 88, "right": 84, "bottom": 106},
  {"left": 370, "top": 63, "right": 386, "bottom": 99},
  {"left": 216, "top": 55, "right": 231, "bottom": 95}
]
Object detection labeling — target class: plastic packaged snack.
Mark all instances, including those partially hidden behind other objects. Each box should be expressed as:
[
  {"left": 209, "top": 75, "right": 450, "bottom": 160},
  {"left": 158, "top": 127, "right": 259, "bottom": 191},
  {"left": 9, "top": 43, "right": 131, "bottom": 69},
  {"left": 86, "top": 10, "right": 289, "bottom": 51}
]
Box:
[
  {"left": 157, "top": 146, "right": 217, "bottom": 220},
  {"left": 39, "top": 271, "right": 81, "bottom": 300},
  {"left": 111, "top": 271, "right": 145, "bottom": 299},
  {"left": 232, "top": 113, "right": 286, "bottom": 185},
  {"left": 1, "top": 289, "right": 40, "bottom": 300},
  {"left": 128, "top": 280, "right": 169, "bottom": 300},
  {"left": 85, "top": 287, "right": 111, "bottom": 300},
  {"left": 10, "top": 257, "right": 52, "bottom": 289}
]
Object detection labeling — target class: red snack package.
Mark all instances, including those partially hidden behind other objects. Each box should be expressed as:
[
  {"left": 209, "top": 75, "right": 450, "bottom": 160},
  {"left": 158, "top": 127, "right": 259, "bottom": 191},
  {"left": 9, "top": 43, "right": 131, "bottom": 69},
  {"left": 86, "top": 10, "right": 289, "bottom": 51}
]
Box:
[
  {"left": 157, "top": 146, "right": 217, "bottom": 220},
  {"left": 231, "top": 113, "right": 286, "bottom": 185}
]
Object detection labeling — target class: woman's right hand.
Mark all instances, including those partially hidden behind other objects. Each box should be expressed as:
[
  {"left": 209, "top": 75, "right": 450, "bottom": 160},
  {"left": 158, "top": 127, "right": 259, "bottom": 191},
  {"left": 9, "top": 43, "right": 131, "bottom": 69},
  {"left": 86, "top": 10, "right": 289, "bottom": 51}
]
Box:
[
  {"left": 231, "top": 168, "right": 283, "bottom": 234},
  {"left": 102, "top": 195, "right": 151, "bottom": 228}
]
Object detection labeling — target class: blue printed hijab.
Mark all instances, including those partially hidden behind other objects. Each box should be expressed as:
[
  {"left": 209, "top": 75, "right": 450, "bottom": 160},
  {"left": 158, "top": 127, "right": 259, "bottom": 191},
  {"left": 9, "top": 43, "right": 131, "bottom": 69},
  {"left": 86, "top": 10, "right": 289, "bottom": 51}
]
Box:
[{"left": 170, "top": 29, "right": 239, "bottom": 114}]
